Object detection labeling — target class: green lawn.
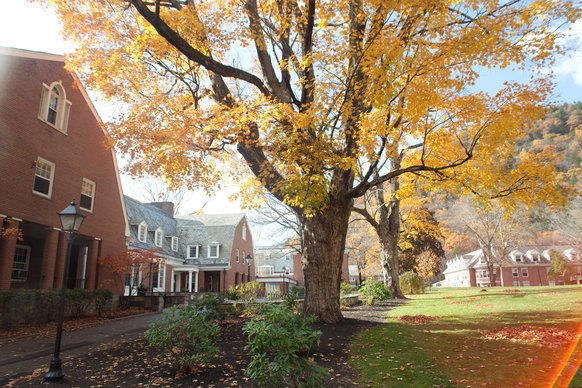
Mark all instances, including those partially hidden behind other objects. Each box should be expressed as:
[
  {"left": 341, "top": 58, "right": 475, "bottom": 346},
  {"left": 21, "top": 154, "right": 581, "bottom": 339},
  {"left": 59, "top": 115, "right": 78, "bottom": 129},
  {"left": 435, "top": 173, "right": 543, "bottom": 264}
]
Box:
[{"left": 350, "top": 286, "right": 582, "bottom": 387}]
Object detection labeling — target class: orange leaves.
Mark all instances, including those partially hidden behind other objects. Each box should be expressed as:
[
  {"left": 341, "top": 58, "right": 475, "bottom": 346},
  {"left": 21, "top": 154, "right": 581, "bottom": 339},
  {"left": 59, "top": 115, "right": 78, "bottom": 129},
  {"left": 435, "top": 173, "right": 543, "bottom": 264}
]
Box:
[
  {"left": 395, "top": 314, "right": 439, "bottom": 324},
  {"left": 482, "top": 325, "right": 577, "bottom": 347}
]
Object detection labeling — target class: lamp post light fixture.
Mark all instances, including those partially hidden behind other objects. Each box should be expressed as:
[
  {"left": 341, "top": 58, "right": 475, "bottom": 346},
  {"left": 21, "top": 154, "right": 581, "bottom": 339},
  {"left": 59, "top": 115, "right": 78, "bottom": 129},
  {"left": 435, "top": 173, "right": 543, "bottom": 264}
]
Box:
[
  {"left": 246, "top": 254, "right": 252, "bottom": 282},
  {"left": 44, "top": 200, "right": 86, "bottom": 383}
]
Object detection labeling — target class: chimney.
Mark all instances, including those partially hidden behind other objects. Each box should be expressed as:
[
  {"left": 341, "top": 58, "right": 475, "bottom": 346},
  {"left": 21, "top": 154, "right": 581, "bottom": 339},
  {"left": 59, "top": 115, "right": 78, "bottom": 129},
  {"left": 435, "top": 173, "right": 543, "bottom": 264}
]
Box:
[{"left": 148, "top": 202, "right": 175, "bottom": 217}]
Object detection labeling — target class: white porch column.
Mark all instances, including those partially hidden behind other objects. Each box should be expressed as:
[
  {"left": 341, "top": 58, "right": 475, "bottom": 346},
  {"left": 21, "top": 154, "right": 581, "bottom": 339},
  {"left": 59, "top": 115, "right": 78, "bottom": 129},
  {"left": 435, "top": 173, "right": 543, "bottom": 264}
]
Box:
[
  {"left": 171, "top": 269, "right": 175, "bottom": 292},
  {"left": 176, "top": 272, "right": 182, "bottom": 292},
  {"left": 195, "top": 271, "right": 199, "bottom": 292},
  {"left": 188, "top": 271, "right": 193, "bottom": 292}
]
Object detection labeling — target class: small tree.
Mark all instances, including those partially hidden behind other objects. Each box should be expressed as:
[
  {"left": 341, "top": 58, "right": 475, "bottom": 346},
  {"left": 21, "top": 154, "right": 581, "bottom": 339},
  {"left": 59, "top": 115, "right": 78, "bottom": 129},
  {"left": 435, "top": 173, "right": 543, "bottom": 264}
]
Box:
[
  {"left": 99, "top": 248, "right": 163, "bottom": 295},
  {"left": 547, "top": 250, "right": 577, "bottom": 284},
  {"left": 399, "top": 271, "right": 425, "bottom": 295}
]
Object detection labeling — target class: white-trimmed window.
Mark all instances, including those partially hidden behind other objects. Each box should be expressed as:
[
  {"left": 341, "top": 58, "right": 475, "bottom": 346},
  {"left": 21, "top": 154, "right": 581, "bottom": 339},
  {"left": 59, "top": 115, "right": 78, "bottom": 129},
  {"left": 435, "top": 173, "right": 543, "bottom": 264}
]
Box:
[
  {"left": 39, "top": 82, "right": 71, "bottom": 133},
  {"left": 138, "top": 222, "right": 148, "bottom": 243},
  {"left": 513, "top": 281, "right": 520, "bottom": 287},
  {"left": 512, "top": 268, "right": 519, "bottom": 278},
  {"left": 208, "top": 244, "right": 220, "bottom": 258},
  {"left": 171, "top": 236, "right": 178, "bottom": 251},
  {"left": 522, "top": 281, "right": 530, "bottom": 286},
  {"left": 80, "top": 178, "right": 96, "bottom": 212},
  {"left": 236, "top": 249, "right": 240, "bottom": 263},
  {"left": 12, "top": 245, "right": 30, "bottom": 281},
  {"left": 154, "top": 228, "right": 163, "bottom": 247},
  {"left": 242, "top": 251, "right": 246, "bottom": 264},
  {"left": 522, "top": 268, "right": 529, "bottom": 277},
  {"left": 242, "top": 224, "right": 247, "bottom": 240},
  {"left": 33, "top": 157, "right": 55, "bottom": 198},
  {"left": 187, "top": 245, "right": 200, "bottom": 259},
  {"left": 152, "top": 262, "right": 166, "bottom": 291},
  {"left": 532, "top": 254, "right": 540, "bottom": 263},
  {"left": 515, "top": 254, "right": 523, "bottom": 263}
]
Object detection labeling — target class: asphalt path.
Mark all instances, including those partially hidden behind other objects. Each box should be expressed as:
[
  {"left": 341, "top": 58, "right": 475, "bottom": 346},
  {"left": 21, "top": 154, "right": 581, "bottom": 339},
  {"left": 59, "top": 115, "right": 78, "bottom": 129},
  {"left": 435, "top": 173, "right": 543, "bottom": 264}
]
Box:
[{"left": 0, "top": 312, "right": 162, "bottom": 385}]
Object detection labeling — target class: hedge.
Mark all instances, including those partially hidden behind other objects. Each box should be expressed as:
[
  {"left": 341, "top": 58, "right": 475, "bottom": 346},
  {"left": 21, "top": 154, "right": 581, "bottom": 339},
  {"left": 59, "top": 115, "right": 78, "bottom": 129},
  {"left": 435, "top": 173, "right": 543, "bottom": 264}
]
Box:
[{"left": 0, "top": 288, "right": 112, "bottom": 329}]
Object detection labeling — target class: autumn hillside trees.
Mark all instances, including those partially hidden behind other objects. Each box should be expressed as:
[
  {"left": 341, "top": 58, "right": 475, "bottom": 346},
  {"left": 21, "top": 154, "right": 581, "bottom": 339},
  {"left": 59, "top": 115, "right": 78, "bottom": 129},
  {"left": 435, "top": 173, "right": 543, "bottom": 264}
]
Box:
[{"left": 43, "top": 0, "right": 580, "bottom": 322}]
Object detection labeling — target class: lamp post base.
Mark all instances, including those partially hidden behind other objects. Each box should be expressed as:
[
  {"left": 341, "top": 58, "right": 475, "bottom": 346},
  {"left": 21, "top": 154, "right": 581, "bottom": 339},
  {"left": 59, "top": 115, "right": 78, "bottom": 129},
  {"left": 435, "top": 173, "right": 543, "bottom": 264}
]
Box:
[{"left": 44, "top": 357, "right": 64, "bottom": 382}]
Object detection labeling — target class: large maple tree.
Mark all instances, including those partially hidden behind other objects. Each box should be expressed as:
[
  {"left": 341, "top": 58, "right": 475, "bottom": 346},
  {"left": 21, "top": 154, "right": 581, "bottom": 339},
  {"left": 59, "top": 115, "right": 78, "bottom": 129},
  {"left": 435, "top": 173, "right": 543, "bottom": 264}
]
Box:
[{"left": 42, "top": 0, "right": 579, "bottom": 322}]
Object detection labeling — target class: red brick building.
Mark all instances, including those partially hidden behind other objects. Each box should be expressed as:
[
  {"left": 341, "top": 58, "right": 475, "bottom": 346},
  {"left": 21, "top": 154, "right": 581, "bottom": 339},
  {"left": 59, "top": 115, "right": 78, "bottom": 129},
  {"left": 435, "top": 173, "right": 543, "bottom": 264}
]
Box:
[
  {"left": 442, "top": 246, "right": 582, "bottom": 287},
  {"left": 0, "top": 48, "right": 128, "bottom": 291},
  {"left": 123, "top": 196, "right": 255, "bottom": 294}
]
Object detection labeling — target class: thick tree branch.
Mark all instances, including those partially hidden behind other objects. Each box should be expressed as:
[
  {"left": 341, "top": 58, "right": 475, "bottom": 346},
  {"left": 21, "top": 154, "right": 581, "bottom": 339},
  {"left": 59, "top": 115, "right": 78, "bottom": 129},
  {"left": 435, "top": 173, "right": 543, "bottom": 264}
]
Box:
[{"left": 129, "top": 0, "right": 273, "bottom": 98}]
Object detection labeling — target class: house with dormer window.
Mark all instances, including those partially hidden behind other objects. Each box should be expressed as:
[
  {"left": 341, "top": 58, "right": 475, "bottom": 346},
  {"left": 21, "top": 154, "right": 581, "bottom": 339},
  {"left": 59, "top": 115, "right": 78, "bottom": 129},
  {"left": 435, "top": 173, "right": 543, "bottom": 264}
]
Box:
[
  {"left": 442, "top": 245, "right": 582, "bottom": 287},
  {"left": 0, "top": 47, "right": 127, "bottom": 292},
  {"left": 123, "top": 197, "right": 254, "bottom": 294}
]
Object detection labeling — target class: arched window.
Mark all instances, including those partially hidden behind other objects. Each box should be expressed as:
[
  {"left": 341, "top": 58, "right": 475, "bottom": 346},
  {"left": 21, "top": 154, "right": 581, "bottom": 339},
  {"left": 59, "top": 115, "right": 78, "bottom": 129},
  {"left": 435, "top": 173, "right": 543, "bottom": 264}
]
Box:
[
  {"left": 39, "top": 82, "right": 71, "bottom": 133},
  {"left": 47, "top": 86, "right": 59, "bottom": 124}
]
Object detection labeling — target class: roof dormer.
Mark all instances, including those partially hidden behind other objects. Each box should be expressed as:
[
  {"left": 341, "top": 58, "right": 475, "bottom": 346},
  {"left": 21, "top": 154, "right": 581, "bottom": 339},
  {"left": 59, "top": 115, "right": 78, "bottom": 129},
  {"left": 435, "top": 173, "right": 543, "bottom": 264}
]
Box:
[{"left": 510, "top": 250, "right": 524, "bottom": 263}]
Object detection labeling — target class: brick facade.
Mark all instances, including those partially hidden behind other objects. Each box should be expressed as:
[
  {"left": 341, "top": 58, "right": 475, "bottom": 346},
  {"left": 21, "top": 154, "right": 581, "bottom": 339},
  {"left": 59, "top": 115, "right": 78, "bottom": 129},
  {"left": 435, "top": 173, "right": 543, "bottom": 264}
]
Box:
[{"left": 0, "top": 48, "right": 127, "bottom": 292}]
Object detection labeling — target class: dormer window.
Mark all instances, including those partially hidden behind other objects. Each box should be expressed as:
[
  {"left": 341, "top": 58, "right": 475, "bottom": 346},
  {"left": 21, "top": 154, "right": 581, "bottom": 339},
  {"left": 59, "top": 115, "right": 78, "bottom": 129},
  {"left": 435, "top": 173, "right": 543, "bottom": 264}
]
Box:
[
  {"left": 515, "top": 254, "right": 523, "bottom": 263},
  {"left": 39, "top": 82, "right": 71, "bottom": 133},
  {"left": 154, "top": 228, "right": 163, "bottom": 247},
  {"left": 171, "top": 236, "right": 178, "bottom": 251},
  {"left": 187, "top": 245, "right": 200, "bottom": 259},
  {"left": 532, "top": 255, "right": 540, "bottom": 262},
  {"left": 208, "top": 244, "right": 220, "bottom": 258},
  {"left": 138, "top": 222, "right": 148, "bottom": 242}
]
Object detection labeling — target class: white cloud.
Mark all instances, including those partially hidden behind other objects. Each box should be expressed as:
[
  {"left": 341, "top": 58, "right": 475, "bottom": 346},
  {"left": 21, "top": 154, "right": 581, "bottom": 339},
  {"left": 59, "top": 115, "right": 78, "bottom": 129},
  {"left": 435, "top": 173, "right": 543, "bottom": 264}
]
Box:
[{"left": 554, "top": 20, "right": 582, "bottom": 87}]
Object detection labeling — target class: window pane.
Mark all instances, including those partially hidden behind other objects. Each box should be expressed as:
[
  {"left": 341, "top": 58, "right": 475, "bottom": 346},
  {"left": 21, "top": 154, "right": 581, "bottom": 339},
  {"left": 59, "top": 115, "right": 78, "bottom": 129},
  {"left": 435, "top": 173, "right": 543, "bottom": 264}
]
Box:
[
  {"left": 80, "top": 194, "right": 92, "bottom": 210},
  {"left": 34, "top": 177, "right": 50, "bottom": 194},
  {"left": 12, "top": 247, "right": 29, "bottom": 281}
]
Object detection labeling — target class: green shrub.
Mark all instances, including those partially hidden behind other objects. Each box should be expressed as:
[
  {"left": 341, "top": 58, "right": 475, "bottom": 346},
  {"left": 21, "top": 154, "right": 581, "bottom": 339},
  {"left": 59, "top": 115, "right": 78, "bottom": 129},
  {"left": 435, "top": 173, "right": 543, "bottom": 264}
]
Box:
[
  {"left": 228, "top": 282, "right": 264, "bottom": 315},
  {"left": 243, "top": 302, "right": 327, "bottom": 387},
  {"left": 193, "top": 293, "right": 225, "bottom": 320},
  {"left": 66, "top": 289, "right": 93, "bottom": 318},
  {"left": 399, "top": 271, "right": 425, "bottom": 295},
  {"left": 0, "top": 288, "right": 111, "bottom": 328},
  {"left": 290, "top": 285, "right": 305, "bottom": 297},
  {"left": 145, "top": 306, "right": 220, "bottom": 373},
  {"left": 359, "top": 279, "right": 392, "bottom": 305},
  {"left": 340, "top": 282, "right": 357, "bottom": 295},
  {"left": 93, "top": 289, "right": 113, "bottom": 316}
]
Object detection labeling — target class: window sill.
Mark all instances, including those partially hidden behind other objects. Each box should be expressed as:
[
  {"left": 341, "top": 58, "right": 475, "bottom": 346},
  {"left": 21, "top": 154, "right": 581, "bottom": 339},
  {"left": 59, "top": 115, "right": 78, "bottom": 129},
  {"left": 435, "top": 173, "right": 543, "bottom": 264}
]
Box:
[{"left": 38, "top": 117, "right": 68, "bottom": 135}]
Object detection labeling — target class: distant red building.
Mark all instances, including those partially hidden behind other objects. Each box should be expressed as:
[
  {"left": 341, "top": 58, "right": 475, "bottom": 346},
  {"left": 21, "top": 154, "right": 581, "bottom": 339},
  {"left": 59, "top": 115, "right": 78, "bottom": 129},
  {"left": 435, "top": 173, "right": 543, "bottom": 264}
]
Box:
[
  {"left": 442, "top": 246, "right": 582, "bottom": 287},
  {"left": 0, "top": 48, "right": 128, "bottom": 291}
]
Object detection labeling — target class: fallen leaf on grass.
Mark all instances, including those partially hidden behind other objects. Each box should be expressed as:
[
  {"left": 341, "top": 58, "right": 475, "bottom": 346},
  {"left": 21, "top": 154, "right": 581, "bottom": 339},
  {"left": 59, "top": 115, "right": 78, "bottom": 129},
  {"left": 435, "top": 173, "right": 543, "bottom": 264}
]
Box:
[
  {"left": 482, "top": 325, "right": 576, "bottom": 347},
  {"left": 396, "top": 315, "right": 439, "bottom": 324}
]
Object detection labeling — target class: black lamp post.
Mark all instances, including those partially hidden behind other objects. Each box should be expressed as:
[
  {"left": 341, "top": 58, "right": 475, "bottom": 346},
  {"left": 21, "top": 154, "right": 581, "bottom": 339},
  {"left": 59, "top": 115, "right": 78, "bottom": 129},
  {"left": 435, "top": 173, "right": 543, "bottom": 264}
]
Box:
[
  {"left": 246, "top": 254, "right": 252, "bottom": 282},
  {"left": 45, "top": 200, "right": 85, "bottom": 383}
]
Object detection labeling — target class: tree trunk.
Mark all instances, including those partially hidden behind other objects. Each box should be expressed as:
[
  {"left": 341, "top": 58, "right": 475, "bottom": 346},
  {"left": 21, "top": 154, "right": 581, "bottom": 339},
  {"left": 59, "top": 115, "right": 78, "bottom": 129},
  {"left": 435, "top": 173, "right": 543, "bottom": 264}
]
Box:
[
  {"left": 302, "top": 197, "right": 352, "bottom": 323},
  {"left": 377, "top": 201, "right": 406, "bottom": 299},
  {"left": 372, "top": 173, "right": 406, "bottom": 300}
]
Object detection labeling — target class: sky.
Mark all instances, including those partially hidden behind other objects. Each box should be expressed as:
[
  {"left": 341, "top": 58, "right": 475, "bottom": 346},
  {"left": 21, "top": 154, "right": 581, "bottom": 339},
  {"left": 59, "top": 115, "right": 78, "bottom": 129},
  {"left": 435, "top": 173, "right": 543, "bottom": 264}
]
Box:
[{"left": 1, "top": 0, "right": 582, "bottom": 218}]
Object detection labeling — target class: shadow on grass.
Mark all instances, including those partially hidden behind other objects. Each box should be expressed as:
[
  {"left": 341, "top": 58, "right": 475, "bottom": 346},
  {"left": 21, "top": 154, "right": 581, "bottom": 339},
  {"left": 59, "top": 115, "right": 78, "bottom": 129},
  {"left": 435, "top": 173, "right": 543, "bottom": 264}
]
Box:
[{"left": 371, "top": 309, "right": 582, "bottom": 388}]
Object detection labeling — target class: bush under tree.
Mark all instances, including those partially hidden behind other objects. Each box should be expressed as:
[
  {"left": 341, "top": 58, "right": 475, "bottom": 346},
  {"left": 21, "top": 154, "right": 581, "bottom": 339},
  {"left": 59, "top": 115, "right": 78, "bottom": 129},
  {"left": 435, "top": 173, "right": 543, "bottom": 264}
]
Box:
[
  {"left": 145, "top": 306, "right": 219, "bottom": 373},
  {"left": 243, "top": 299, "right": 327, "bottom": 387},
  {"left": 358, "top": 278, "right": 392, "bottom": 305}
]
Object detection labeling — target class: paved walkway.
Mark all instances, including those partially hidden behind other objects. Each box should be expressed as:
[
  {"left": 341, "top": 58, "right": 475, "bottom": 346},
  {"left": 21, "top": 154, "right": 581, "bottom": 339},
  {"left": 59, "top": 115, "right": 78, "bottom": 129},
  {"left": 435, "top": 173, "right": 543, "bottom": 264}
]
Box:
[{"left": 0, "top": 312, "right": 162, "bottom": 385}]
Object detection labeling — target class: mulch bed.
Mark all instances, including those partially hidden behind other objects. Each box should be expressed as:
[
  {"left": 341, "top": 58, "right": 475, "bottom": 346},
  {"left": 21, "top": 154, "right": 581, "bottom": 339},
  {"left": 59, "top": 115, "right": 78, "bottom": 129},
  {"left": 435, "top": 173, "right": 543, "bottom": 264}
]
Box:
[{"left": 7, "top": 302, "right": 403, "bottom": 387}]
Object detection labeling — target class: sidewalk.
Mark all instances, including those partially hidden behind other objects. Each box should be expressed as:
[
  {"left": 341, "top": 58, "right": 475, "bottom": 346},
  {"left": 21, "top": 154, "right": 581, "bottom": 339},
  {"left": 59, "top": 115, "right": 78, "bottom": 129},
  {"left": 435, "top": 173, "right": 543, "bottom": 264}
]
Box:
[{"left": 0, "top": 312, "right": 162, "bottom": 385}]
